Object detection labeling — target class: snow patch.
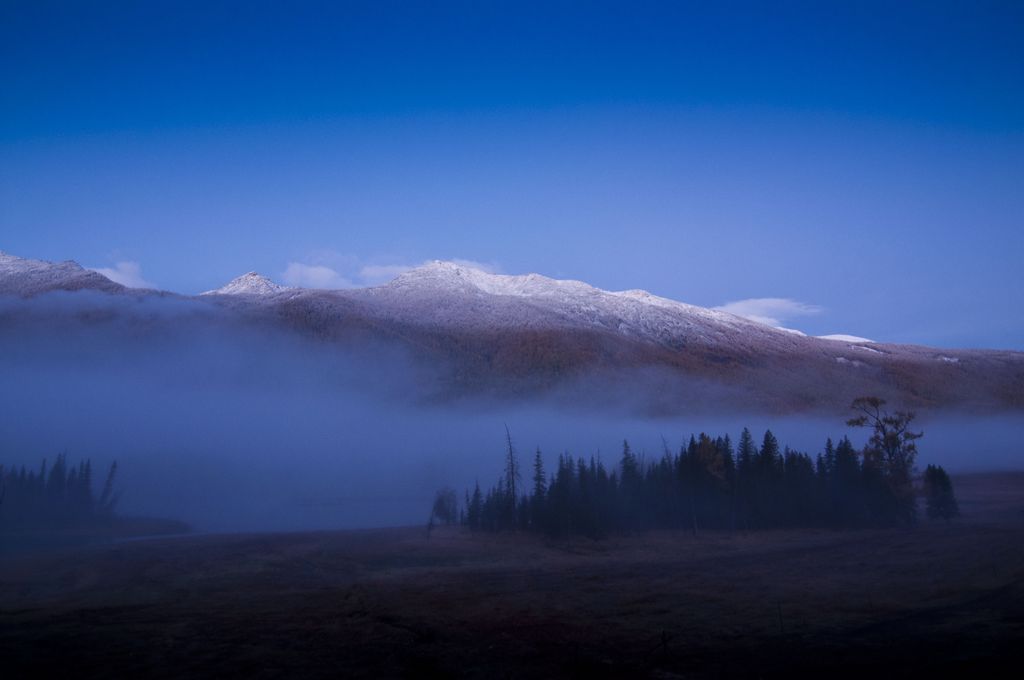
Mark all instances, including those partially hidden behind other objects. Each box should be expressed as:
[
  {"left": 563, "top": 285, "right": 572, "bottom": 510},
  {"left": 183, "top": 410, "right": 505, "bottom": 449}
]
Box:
[{"left": 202, "top": 272, "right": 288, "bottom": 296}]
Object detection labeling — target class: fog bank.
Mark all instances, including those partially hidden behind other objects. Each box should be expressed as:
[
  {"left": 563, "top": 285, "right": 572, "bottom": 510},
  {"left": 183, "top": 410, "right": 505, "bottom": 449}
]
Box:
[{"left": 2, "top": 292, "right": 1020, "bottom": 532}]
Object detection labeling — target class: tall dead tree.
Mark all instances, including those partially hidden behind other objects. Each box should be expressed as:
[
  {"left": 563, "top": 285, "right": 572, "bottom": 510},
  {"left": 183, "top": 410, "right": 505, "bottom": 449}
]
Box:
[{"left": 504, "top": 425, "right": 521, "bottom": 515}]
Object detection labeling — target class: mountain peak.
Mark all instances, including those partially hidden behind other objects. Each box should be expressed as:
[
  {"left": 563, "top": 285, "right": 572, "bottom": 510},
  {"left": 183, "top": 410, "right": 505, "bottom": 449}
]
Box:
[
  {"left": 399, "top": 260, "right": 494, "bottom": 281},
  {"left": 202, "top": 272, "right": 286, "bottom": 296},
  {"left": 0, "top": 250, "right": 123, "bottom": 296},
  {"left": 391, "top": 260, "right": 598, "bottom": 298},
  {"left": 420, "top": 259, "right": 472, "bottom": 271},
  {"left": 0, "top": 250, "right": 84, "bottom": 272}
]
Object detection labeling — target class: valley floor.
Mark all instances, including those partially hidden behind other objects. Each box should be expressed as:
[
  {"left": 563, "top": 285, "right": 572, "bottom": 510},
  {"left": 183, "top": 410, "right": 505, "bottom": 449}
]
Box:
[{"left": 2, "top": 473, "right": 1024, "bottom": 678}]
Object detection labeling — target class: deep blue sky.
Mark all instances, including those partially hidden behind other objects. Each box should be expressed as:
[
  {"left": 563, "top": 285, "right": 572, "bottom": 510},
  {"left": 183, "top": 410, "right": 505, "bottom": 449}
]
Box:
[{"left": 2, "top": 1, "right": 1022, "bottom": 348}]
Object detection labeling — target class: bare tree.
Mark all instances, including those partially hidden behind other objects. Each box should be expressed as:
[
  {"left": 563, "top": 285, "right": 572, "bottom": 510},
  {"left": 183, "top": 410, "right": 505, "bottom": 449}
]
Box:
[{"left": 504, "top": 425, "right": 521, "bottom": 515}]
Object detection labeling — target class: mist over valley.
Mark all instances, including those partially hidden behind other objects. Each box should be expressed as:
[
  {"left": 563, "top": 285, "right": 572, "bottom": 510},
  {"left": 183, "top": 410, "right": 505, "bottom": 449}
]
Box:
[{"left": 2, "top": 253, "right": 1021, "bottom": 532}]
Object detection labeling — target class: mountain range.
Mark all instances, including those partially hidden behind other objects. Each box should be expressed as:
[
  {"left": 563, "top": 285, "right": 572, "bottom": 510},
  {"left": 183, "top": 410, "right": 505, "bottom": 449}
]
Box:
[{"left": 2, "top": 250, "right": 1021, "bottom": 415}]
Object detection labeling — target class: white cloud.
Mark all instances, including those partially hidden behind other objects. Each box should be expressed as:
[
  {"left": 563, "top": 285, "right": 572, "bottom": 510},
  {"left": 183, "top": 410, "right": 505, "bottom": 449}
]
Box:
[
  {"left": 282, "top": 262, "right": 354, "bottom": 289},
  {"left": 449, "top": 258, "right": 501, "bottom": 274},
  {"left": 818, "top": 334, "right": 875, "bottom": 344},
  {"left": 89, "top": 261, "right": 154, "bottom": 289},
  {"left": 357, "top": 263, "right": 416, "bottom": 285},
  {"left": 714, "top": 297, "right": 823, "bottom": 328}
]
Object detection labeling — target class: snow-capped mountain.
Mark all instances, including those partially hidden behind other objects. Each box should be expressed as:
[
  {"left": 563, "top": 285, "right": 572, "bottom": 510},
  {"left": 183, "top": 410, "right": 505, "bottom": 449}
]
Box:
[
  {"left": 367, "top": 260, "right": 763, "bottom": 338},
  {"left": 0, "top": 251, "right": 854, "bottom": 350},
  {"left": 2, "top": 251, "right": 1022, "bottom": 413},
  {"left": 0, "top": 251, "right": 124, "bottom": 296},
  {"left": 201, "top": 272, "right": 288, "bottom": 297},
  {"left": 330, "top": 260, "right": 815, "bottom": 358}
]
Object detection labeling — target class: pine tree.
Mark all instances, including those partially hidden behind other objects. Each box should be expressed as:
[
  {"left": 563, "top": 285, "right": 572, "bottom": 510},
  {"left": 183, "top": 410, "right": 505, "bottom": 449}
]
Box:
[
  {"left": 467, "top": 481, "right": 483, "bottom": 530},
  {"left": 833, "top": 436, "right": 862, "bottom": 526},
  {"left": 923, "top": 464, "right": 959, "bottom": 522},
  {"left": 619, "top": 440, "right": 640, "bottom": 530},
  {"left": 759, "top": 431, "right": 781, "bottom": 474},
  {"left": 736, "top": 427, "right": 756, "bottom": 529},
  {"left": 532, "top": 448, "right": 546, "bottom": 499},
  {"left": 80, "top": 459, "right": 94, "bottom": 514},
  {"left": 530, "top": 448, "right": 547, "bottom": 530},
  {"left": 431, "top": 487, "right": 458, "bottom": 525},
  {"left": 757, "top": 430, "right": 781, "bottom": 526},
  {"left": 461, "top": 422, "right": 952, "bottom": 538}
]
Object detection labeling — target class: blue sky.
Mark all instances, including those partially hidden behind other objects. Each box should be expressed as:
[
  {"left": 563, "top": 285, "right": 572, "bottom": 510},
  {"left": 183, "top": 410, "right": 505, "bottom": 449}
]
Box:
[{"left": 2, "top": 1, "right": 1022, "bottom": 348}]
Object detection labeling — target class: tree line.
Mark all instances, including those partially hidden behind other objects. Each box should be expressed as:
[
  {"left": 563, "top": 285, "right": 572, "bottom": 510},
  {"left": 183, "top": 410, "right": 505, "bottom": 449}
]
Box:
[
  {"left": 0, "top": 453, "right": 120, "bottom": 533},
  {"left": 436, "top": 398, "right": 959, "bottom": 538}
]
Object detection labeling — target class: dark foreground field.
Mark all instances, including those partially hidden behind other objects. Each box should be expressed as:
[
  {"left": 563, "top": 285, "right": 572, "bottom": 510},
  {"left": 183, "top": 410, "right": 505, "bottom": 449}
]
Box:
[{"left": 2, "top": 473, "right": 1024, "bottom": 678}]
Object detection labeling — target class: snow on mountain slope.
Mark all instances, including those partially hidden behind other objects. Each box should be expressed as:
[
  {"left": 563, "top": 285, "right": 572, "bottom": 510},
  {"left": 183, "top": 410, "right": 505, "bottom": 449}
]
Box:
[
  {"left": 202, "top": 272, "right": 289, "bottom": 296},
  {"left": 0, "top": 251, "right": 124, "bottom": 296},
  {"left": 246, "top": 260, "right": 1023, "bottom": 413},
  {"left": 0, "top": 251, "right": 870, "bottom": 351},
  {"left": 350, "top": 260, "right": 789, "bottom": 350},
  {"left": 2, "top": 251, "right": 1021, "bottom": 412}
]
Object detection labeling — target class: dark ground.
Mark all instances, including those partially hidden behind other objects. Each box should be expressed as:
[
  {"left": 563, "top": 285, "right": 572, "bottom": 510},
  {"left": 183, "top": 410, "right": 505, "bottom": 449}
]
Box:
[{"left": 2, "top": 473, "right": 1023, "bottom": 678}]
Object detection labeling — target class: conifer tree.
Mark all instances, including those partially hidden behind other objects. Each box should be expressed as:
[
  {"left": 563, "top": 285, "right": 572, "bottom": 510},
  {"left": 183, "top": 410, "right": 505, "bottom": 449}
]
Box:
[
  {"left": 619, "top": 440, "right": 640, "bottom": 530},
  {"left": 532, "top": 448, "right": 546, "bottom": 499},
  {"left": 431, "top": 487, "right": 458, "bottom": 525},
  {"left": 736, "top": 427, "right": 756, "bottom": 528},
  {"left": 468, "top": 481, "right": 483, "bottom": 530},
  {"left": 756, "top": 430, "right": 781, "bottom": 526},
  {"left": 923, "top": 464, "right": 959, "bottom": 522}
]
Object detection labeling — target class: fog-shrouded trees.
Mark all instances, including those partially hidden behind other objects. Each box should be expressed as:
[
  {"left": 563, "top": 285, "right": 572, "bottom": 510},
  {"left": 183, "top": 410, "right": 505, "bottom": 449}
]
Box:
[
  {"left": 847, "top": 396, "right": 922, "bottom": 525},
  {"left": 0, "top": 454, "right": 119, "bottom": 534},
  {"left": 457, "top": 398, "right": 957, "bottom": 538},
  {"left": 431, "top": 487, "right": 458, "bottom": 526},
  {"left": 923, "top": 464, "right": 960, "bottom": 522}
]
